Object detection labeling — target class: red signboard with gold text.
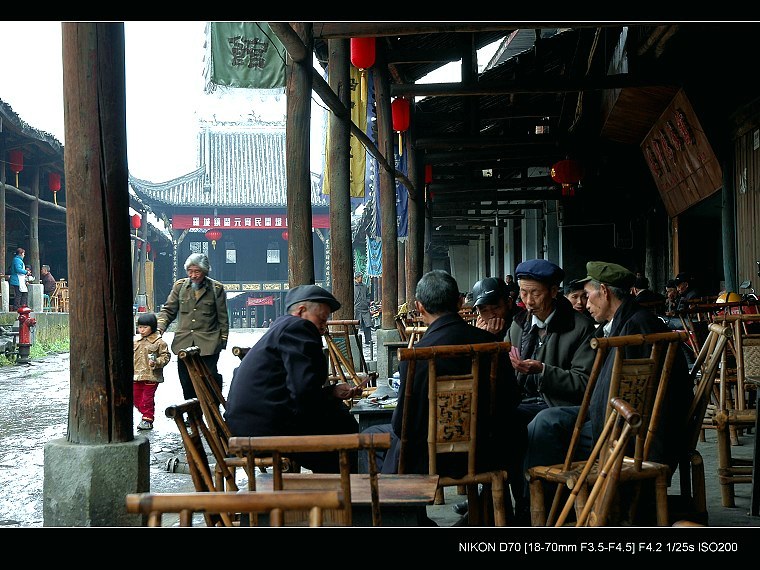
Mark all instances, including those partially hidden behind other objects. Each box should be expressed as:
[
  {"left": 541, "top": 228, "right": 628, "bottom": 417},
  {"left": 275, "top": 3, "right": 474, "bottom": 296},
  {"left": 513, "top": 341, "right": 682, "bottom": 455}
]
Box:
[{"left": 171, "top": 213, "right": 330, "bottom": 230}]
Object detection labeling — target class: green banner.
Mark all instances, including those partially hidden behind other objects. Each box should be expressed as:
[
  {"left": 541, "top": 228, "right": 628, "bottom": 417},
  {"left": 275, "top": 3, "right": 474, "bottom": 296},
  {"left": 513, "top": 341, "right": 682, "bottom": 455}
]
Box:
[{"left": 210, "top": 22, "right": 286, "bottom": 89}]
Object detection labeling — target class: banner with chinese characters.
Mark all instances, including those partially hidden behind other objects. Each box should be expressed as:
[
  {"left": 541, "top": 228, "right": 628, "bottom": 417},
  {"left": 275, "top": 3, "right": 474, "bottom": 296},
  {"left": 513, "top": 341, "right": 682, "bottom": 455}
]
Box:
[
  {"left": 246, "top": 295, "right": 274, "bottom": 306},
  {"left": 641, "top": 89, "right": 722, "bottom": 218},
  {"left": 322, "top": 65, "right": 368, "bottom": 197},
  {"left": 171, "top": 213, "right": 330, "bottom": 230},
  {"left": 206, "top": 22, "right": 286, "bottom": 91}
]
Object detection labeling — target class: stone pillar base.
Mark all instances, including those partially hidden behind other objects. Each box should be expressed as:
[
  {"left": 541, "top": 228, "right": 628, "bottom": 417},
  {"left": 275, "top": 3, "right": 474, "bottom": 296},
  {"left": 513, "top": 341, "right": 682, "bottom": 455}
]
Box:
[
  {"left": 376, "top": 328, "right": 401, "bottom": 382},
  {"left": 43, "top": 436, "right": 150, "bottom": 527}
]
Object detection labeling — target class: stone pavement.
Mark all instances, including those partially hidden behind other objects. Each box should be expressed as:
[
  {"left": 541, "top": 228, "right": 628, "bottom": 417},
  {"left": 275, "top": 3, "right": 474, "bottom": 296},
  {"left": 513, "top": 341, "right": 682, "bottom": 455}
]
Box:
[{"left": 1, "top": 327, "right": 759, "bottom": 528}]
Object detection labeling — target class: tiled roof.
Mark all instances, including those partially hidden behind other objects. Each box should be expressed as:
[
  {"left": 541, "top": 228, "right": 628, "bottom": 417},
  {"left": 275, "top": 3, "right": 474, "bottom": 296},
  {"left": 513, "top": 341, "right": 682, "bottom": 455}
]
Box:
[{"left": 129, "top": 122, "right": 326, "bottom": 208}]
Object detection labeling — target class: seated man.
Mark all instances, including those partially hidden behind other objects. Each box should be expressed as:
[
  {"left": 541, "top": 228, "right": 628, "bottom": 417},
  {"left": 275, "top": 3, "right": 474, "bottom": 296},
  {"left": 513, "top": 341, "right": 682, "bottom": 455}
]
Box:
[
  {"left": 632, "top": 275, "right": 666, "bottom": 313},
  {"left": 523, "top": 261, "right": 691, "bottom": 523},
  {"left": 364, "top": 270, "right": 521, "bottom": 478},
  {"left": 471, "top": 276, "right": 516, "bottom": 338},
  {"left": 225, "top": 284, "right": 363, "bottom": 473}
]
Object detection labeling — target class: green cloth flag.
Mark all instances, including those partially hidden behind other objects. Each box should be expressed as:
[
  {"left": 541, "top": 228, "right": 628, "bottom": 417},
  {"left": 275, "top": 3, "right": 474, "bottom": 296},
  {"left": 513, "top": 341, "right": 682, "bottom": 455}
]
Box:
[{"left": 208, "top": 22, "right": 286, "bottom": 90}]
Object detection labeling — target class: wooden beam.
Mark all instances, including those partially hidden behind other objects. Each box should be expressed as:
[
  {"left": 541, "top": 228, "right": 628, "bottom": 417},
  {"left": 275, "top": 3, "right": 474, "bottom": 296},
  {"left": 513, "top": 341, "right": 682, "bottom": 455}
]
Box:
[
  {"left": 385, "top": 48, "right": 462, "bottom": 64},
  {"left": 432, "top": 189, "right": 561, "bottom": 202},
  {"left": 424, "top": 149, "right": 561, "bottom": 164},
  {"left": 391, "top": 73, "right": 680, "bottom": 97},
  {"left": 429, "top": 176, "right": 554, "bottom": 192},
  {"left": 313, "top": 22, "right": 518, "bottom": 38},
  {"left": 415, "top": 136, "right": 559, "bottom": 150}
]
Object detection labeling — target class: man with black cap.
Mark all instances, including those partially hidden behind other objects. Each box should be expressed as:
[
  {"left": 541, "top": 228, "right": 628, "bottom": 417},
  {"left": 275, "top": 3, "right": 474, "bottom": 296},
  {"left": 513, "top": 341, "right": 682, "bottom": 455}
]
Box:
[
  {"left": 225, "top": 284, "right": 363, "bottom": 473},
  {"left": 157, "top": 252, "right": 228, "bottom": 400},
  {"left": 471, "top": 276, "right": 514, "bottom": 338},
  {"left": 523, "top": 261, "right": 690, "bottom": 522},
  {"left": 564, "top": 278, "right": 590, "bottom": 316},
  {"left": 631, "top": 275, "right": 666, "bottom": 313}
]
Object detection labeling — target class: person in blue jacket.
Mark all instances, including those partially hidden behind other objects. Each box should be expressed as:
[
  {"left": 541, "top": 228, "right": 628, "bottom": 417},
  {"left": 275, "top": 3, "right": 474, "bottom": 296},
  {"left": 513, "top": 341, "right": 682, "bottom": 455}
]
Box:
[{"left": 8, "top": 247, "right": 27, "bottom": 310}]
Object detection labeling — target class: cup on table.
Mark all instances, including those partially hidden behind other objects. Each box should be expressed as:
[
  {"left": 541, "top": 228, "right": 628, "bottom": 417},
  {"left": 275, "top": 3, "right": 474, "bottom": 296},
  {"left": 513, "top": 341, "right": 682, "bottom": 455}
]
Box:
[{"left": 388, "top": 375, "right": 400, "bottom": 393}]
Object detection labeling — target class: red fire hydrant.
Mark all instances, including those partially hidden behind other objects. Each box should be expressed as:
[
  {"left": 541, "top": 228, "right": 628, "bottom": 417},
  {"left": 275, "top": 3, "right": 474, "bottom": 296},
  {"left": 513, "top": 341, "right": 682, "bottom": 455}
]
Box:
[{"left": 17, "top": 306, "right": 36, "bottom": 364}]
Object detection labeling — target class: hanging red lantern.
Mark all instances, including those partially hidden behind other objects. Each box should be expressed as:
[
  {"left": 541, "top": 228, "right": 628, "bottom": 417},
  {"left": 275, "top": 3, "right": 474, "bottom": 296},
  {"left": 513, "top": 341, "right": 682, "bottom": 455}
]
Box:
[
  {"left": 281, "top": 230, "right": 289, "bottom": 241},
  {"left": 205, "top": 228, "right": 222, "bottom": 249},
  {"left": 350, "top": 37, "right": 375, "bottom": 102},
  {"left": 391, "top": 97, "right": 411, "bottom": 156},
  {"left": 48, "top": 172, "right": 61, "bottom": 206},
  {"left": 550, "top": 159, "right": 584, "bottom": 197},
  {"left": 146, "top": 242, "right": 151, "bottom": 254},
  {"left": 424, "top": 164, "right": 433, "bottom": 185},
  {"left": 131, "top": 213, "right": 142, "bottom": 237},
  {"left": 8, "top": 149, "right": 23, "bottom": 187}
]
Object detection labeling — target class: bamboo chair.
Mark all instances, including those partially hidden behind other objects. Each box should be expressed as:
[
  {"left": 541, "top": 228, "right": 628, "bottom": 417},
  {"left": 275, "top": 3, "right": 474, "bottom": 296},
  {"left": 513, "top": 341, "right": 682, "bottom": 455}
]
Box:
[
  {"left": 126, "top": 489, "right": 344, "bottom": 527},
  {"left": 555, "top": 397, "right": 643, "bottom": 526},
  {"left": 397, "top": 341, "right": 513, "bottom": 526},
  {"left": 324, "top": 320, "right": 378, "bottom": 388},
  {"left": 403, "top": 325, "right": 427, "bottom": 348},
  {"left": 177, "top": 346, "right": 286, "bottom": 488},
  {"left": 526, "top": 330, "right": 688, "bottom": 527},
  {"left": 671, "top": 322, "right": 732, "bottom": 524},
  {"left": 712, "top": 313, "right": 760, "bottom": 507},
  {"left": 228, "top": 432, "right": 390, "bottom": 527}
]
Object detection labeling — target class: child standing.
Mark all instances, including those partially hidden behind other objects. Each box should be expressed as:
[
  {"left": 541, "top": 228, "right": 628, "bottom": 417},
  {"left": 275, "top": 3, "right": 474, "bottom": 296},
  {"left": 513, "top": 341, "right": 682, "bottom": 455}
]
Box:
[{"left": 133, "top": 312, "right": 170, "bottom": 430}]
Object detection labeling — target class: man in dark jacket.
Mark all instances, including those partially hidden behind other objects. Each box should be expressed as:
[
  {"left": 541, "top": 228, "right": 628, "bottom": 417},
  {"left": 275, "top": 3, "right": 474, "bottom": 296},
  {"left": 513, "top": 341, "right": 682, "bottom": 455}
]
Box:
[
  {"left": 365, "top": 270, "right": 521, "bottom": 477},
  {"left": 225, "top": 284, "right": 363, "bottom": 473},
  {"left": 523, "top": 261, "right": 690, "bottom": 521}
]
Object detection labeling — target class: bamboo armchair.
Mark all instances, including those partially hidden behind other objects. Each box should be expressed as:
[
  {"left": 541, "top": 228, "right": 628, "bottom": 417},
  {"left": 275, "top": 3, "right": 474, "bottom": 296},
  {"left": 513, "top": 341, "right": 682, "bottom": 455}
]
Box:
[
  {"left": 711, "top": 313, "right": 760, "bottom": 506},
  {"left": 397, "top": 341, "right": 513, "bottom": 526},
  {"left": 126, "top": 489, "right": 344, "bottom": 527},
  {"left": 324, "top": 320, "right": 378, "bottom": 389},
  {"left": 229, "top": 432, "right": 390, "bottom": 527},
  {"left": 526, "top": 330, "right": 688, "bottom": 527}
]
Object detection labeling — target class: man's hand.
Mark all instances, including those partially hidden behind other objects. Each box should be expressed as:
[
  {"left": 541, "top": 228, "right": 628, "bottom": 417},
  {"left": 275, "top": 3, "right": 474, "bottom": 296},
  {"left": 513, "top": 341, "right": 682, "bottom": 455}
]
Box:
[
  {"left": 333, "top": 383, "right": 363, "bottom": 400},
  {"left": 476, "top": 314, "right": 505, "bottom": 335},
  {"left": 509, "top": 353, "right": 543, "bottom": 375},
  {"left": 220, "top": 340, "right": 227, "bottom": 350}
]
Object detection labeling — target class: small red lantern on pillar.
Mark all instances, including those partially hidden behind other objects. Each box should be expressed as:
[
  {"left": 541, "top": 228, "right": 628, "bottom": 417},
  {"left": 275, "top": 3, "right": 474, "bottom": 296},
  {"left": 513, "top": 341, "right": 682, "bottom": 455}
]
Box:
[
  {"left": 424, "top": 165, "right": 433, "bottom": 202},
  {"left": 131, "top": 213, "right": 142, "bottom": 237},
  {"left": 281, "top": 230, "right": 289, "bottom": 241},
  {"left": 205, "top": 228, "right": 222, "bottom": 249},
  {"left": 48, "top": 172, "right": 61, "bottom": 206},
  {"left": 391, "top": 97, "right": 411, "bottom": 156},
  {"left": 8, "top": 149, "right": 23, "bottom": 188},
  {"left": 550, "top": 159, "right": 584, "bottom": 197},
  {"left": 350, "top": 37, "right": 376, "bottom": 102}
]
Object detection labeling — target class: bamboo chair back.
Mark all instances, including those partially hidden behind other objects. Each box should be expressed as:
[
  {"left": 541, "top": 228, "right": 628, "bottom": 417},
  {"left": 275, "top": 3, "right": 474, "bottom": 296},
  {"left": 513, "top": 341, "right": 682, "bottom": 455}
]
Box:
[
  {"left": 324, "top": 320, "right": 378, "bottom": 388},
  {"left": 529, "top": 330, "right": 687, "bottom": 527},
  {"left": 228, "top": 432, "right": 391, "bottom": 527},
  {"left": 403, "top": 325, "right": 427, "bottom": 348},
  {"left": 126, "top": 489, "right": 344, "bottom": 527},
  {"left": 555, "top": 397, "right": 642, "bottom": 526},
  {"left": 165, "top": 400, "right": 237, "bottom": 526},
  {"left": 397, "top": 341, "right": 512, "bottom": 526}
]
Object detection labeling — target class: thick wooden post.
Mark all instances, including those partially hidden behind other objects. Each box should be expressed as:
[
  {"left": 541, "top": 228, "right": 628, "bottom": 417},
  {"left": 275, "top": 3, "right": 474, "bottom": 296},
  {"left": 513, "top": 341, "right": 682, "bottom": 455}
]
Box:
[
  {"left": 286, "top": 22, "right": 315, "bottom": 286},
  {"left": 405, "top": 120, "right": 422, "bottom": 305},
  {"left": 0, "top": 134, "right": 6, "bottom": 277},
  {"left": 374, "top": 53, "right": 399, "bottom": 329},
  {"left": 29, "top": 167, "right": 40, "bottom": 280},
  {"left": 327, "top": 38, "right": 353, "bottom": 319},
  {"left": 138, "top": 207, "right": 148, "bottom": 300},
  {"left": 62, "top": 22, "right": 133, "bottom": 444}
]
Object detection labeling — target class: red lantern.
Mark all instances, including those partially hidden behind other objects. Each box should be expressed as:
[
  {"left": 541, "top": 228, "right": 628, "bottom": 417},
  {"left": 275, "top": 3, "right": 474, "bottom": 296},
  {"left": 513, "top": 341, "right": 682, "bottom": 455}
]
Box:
[
  {"left": 146, "top": 242, "right": 151, "bottom": 254},
  {"left": 48, "top": 172, "right": 61, "bottom": 206},
  {"left": 131, "top": 213, "right": 142, "bottom": 236},
  {"left": 281, "top": 230, "right": 289, "bottom": 241},
  {"left": 350, "top": 37, "right": 375, "bottom": 102},
  {"left": 205, "top": 228, "right": 222, "bottom": 249},
  {"left": 550, "top": 159, "right": 584, "bottom": 197},
  {"left": 392, "top": 97, "right": 411, "bottom": 156},
  {"left": 8, "top": 149, "right": 23, "bottom": 187},
  {"left": 424, "top": 164, "right": 433, "bottom": 185}
]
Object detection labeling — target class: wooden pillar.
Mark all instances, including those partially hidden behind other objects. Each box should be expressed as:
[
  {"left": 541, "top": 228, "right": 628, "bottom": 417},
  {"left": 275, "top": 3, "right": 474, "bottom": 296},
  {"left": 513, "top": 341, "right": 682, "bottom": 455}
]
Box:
[
  {"left": 29, "top": 167, "right": 40, "bottom": 280},
  {"left": 405, "top": 119, "right": 422, "bottom": 305},
  {"left": 374, "top": 53, "right": 399, "bottom": 329},
  {"left": 286, "top": 22, "right": 315, "bottom": 286},
  {"left": 0, "top": 133, "right": 6, "bottom": 277},
  {"left": 327, "top": 38, "right": 353, "bottom": 319},
  {"left": 397, "top": 240, "right": 406, "bottom": 304},
  {"left": 62, "top": 22, "right": 133, "bottom": 444}
]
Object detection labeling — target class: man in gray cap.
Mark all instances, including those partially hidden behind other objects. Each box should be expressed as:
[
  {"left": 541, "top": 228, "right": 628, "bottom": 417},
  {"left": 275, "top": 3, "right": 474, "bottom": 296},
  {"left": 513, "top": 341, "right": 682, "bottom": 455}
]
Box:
[
  {"left": 225, "top": 284, "right": 363, "bottom": 473},
  {"left": 157, "top": 252, "right": 228, "bottom": 400},
  {"left": 523, "top": 260, "right": 690, "bottom": 523}
]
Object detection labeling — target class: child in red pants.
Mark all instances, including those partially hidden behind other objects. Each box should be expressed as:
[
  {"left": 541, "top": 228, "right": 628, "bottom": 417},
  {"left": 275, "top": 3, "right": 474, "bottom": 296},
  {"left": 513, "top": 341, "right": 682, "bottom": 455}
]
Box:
[{"left": 133, "top": 312, "right": 170, "bottom": 430}]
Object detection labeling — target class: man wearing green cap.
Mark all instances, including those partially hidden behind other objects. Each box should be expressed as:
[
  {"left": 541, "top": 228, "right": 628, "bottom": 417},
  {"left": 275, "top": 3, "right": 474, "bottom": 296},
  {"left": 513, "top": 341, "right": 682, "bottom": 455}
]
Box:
[{"left": 522, "top": 260, "right": 691, "bottom": 524}]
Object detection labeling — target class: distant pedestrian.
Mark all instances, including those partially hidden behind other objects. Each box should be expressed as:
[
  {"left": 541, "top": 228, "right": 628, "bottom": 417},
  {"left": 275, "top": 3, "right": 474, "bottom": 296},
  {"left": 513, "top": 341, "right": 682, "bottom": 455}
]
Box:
[
  {"left": 354, "top": 272, "right": 373, "bottom": 345},
  {"left": 8, "top": 247, "right": 27, "bottom": 310},
  {"left": 133, "top": 312, "right": 170, "bottom": 431}
]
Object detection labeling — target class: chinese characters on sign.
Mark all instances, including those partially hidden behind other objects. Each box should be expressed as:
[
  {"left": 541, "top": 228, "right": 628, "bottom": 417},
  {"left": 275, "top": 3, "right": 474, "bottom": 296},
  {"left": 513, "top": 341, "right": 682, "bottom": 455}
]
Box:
[{"left": 171, "top": 214, "right": 330, "bottom": 230}]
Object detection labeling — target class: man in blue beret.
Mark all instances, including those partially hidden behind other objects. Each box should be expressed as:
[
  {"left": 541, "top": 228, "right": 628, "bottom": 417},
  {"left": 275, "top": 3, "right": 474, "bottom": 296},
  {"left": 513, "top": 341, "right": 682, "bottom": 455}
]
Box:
[
  {"left": 225, "top": 284, "right": 364, "bottom": 473},
  {"left": 523, "top": 260, "right": 691, "bottom": 524},
  {"left": 506, "top": 258, "right": 597, "bottom": 521}
]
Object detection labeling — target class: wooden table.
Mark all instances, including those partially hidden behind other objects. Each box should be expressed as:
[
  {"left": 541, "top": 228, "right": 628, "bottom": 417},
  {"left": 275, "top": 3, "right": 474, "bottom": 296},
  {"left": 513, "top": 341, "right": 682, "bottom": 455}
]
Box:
[
  {"left": 352, "top": 383, "right": 397, "bottom": 473},
  {"left": 249, "top": 472, "right": 439, "bottom": 526}
]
